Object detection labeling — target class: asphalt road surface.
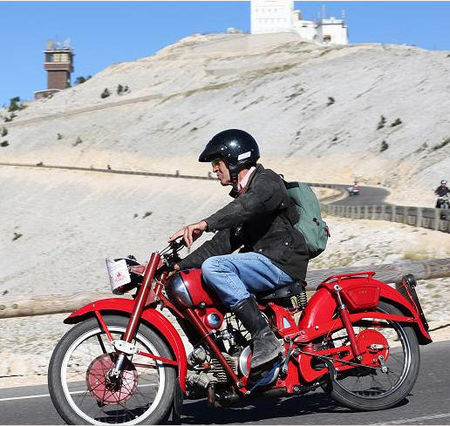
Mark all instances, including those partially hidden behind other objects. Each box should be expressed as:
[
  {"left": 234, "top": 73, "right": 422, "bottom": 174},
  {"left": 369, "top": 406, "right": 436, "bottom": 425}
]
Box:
[
  {"left": 330, "top": 185, "right": 390, "bottom": 207},
  {"left": 1, "top": 340, "right": 449, "bottom": 425}
]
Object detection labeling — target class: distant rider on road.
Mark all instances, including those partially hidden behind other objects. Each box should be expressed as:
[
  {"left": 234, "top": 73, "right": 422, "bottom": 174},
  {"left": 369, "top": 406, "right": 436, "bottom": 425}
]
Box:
[{"left": 435, "top": 180, "right": 450, "bottom": 208}]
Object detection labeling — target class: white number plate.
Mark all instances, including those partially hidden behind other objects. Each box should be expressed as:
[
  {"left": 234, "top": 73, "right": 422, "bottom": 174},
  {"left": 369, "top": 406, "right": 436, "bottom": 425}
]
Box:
[{"left": 106, "top": 258, "right": 131, "bottom": 293}]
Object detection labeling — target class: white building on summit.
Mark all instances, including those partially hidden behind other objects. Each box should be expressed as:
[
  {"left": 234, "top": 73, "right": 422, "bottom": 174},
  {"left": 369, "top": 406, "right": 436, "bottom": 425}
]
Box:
[{"left": 251, "top": 0, "right": 348, "bottom": 45}]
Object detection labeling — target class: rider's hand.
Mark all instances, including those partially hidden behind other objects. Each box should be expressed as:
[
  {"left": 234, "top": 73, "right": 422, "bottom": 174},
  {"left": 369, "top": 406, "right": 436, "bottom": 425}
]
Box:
[{"left": 169, "top": 221, "right": 207, "bottom": 248}]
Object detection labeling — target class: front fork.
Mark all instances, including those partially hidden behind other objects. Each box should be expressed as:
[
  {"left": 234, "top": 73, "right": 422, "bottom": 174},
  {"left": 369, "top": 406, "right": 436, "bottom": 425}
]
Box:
[
  {"left": 333, "top": 285, "right": 362, "bottom": 361},
  {"left": 96, "top": 253, "right": 177, "bottom": 378}
]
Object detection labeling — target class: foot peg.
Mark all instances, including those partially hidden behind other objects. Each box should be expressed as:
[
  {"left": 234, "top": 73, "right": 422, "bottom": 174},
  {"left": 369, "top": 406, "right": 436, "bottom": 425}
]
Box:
[{"left": 247, "top": 358, "right": 283, "bottom": 393}]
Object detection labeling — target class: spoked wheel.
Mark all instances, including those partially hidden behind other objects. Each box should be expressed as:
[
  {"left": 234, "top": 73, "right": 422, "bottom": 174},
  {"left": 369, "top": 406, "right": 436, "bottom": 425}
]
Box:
[
  {"left": 48, "top": 315, "right": 176, "bottom": 424},
  {"left": 327, "top": 301, "right": 420, "bottom": 411}
]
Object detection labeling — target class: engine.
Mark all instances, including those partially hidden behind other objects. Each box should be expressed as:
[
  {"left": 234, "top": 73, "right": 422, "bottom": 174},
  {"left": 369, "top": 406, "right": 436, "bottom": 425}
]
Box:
[{"left": 185, "top": 313, "right": 252, "bottom": 397}]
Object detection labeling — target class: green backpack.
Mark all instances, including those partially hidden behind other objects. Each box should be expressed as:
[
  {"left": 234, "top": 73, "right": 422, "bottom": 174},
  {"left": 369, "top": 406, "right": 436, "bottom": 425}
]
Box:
[{"left": 284, "top": 181, "right": 329, "bottom": 259}]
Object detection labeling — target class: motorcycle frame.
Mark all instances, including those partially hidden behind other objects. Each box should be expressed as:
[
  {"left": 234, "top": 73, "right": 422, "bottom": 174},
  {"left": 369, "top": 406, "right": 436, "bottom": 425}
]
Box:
[{"left": 66, "top": 253, "right": 432, "bottom": 397}]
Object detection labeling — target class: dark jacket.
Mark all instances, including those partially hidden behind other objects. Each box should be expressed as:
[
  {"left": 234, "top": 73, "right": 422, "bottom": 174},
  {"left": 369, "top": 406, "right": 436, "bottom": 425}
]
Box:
[
  {"left": 435, "top": 185, "right": 450, "bottom": 197},
  {"left": 178, "top": 164, "right": 309, "bottom": 280}
]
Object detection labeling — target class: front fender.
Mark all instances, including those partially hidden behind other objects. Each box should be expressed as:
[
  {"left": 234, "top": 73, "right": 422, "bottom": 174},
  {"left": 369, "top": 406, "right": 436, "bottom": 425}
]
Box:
[
  {"left": 64, "top": 298, "right": 188, "bottom": 392},
  {"left": 298, "top": 277, "right": 431, "bottom": 344}
]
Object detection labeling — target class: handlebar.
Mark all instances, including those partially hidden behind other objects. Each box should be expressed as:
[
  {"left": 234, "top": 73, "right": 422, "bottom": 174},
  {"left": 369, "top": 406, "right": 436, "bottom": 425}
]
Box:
[{"left": 158, "top": 229, "right": 203, "bottom": 269}]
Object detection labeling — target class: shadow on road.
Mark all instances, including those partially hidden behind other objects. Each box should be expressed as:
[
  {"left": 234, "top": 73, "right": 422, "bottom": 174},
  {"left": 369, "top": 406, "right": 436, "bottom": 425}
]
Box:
[{"left": 182, "top": 392, "right": 347, "bottom": 424}]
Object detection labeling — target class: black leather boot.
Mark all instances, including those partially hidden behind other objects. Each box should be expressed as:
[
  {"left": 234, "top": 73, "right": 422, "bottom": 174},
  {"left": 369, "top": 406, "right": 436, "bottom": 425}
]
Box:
[{"left": 232, "top": 297, "right": 281, "bottom": 370}]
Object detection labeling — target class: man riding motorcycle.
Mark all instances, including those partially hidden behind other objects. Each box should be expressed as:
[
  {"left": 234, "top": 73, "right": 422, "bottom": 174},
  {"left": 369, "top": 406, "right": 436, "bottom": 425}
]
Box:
[
  {"left": 169, "top": 129, "right": 309, "bottom": 372},
  {"left": 435, "top": 179, "right": 450, "bottom": 208}
]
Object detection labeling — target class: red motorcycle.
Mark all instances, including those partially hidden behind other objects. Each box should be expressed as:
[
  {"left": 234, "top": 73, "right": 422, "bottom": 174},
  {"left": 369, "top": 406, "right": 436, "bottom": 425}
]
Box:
[{"left": 48, "top": 239, "right": 431, "bottom": 424}]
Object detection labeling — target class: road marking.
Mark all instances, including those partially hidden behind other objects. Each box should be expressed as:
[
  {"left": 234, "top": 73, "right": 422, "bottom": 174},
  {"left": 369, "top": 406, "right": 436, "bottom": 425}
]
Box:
[
  {"left": 0, "top": 384, "right": 156, "bottom": 403},
  {"left": 375, "top": 412, "right": 450, "bottom": 424}
]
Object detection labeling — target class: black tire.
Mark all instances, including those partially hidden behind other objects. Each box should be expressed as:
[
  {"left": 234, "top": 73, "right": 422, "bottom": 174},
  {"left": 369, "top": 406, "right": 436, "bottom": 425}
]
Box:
[
  {"left": 48, "top": 315, "right": 177, "bottom": 424},
  {"left": 328, "top": 301, "right": 420, "bottom": 411}
]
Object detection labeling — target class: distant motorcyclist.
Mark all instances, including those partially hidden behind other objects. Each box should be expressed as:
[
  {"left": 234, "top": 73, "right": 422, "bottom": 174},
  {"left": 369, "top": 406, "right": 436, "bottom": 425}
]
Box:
[
  {"left": 435, "top": 180, "right": 450, "bottom": 208},
  {"left": 347, "top": 181, "right": 360, "bottom": 196}
]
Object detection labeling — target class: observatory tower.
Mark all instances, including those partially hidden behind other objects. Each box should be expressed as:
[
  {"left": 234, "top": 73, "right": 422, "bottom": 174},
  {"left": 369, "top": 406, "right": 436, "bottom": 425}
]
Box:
[
  {"left": 35, "top": 40, "right": 75, "bottom": 100},
  {"left": 251, "top": 0, "right": 348, "bottom": 45}
]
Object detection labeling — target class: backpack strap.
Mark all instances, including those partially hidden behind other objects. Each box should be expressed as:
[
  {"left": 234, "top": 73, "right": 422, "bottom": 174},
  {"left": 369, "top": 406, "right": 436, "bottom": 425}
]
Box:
[{"left": 281, "top": 180, "right": 300, "bottom": 226}]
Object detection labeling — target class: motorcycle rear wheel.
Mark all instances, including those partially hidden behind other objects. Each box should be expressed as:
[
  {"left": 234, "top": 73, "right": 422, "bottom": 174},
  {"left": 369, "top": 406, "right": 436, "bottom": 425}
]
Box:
[
  {"left": 327, "top": 301, "right": 420, "bottom": 411},
  {"left": 48, "top": 315, "right": 176, "bottom": 424}
]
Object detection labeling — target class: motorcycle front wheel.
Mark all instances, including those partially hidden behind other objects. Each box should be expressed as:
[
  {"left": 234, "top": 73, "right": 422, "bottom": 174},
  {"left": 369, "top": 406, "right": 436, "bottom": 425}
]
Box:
[
  {"left": 48, "top": 315, "right": 176, "bottom": 425},
  {"left": 327, "top": 301, "right": 420, "bottom": 411}
]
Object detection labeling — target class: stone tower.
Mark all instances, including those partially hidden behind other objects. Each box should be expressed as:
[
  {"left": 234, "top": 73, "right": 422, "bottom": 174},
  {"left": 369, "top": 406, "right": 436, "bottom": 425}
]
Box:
[{"left": 35, "top": 40, "right": 75, "bottom": 100}]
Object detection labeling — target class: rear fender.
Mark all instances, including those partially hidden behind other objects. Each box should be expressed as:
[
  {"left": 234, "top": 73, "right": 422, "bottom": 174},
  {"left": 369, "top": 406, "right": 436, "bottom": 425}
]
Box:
[
  {"left": 298, "top": 277, "right": 431, "bottom": 344},
  {"left": 64, "top": 298, "right": 188, "bottom": 392}
]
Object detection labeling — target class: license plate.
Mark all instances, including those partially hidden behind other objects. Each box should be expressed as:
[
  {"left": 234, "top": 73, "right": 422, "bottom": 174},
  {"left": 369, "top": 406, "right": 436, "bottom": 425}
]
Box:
[{"left": 106, "top": 258, "right": 131, "bottom": 293}]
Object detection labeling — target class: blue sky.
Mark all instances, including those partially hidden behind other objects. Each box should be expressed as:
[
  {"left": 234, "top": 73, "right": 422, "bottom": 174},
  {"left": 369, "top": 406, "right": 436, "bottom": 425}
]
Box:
[{"left": 1, "top": 1, "right": 449, "bottom": 106}]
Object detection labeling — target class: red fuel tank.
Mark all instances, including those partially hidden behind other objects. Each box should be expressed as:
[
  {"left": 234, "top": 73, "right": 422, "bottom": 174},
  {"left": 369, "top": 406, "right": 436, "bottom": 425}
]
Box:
[{"left": 179, "top": 269, "right": 221, "bottom": 307}]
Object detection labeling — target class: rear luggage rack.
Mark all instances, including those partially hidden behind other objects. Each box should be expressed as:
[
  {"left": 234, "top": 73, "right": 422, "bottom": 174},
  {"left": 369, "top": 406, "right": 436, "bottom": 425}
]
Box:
[{"left": 321, "top": 271, "right": 376, "bottom": 285}]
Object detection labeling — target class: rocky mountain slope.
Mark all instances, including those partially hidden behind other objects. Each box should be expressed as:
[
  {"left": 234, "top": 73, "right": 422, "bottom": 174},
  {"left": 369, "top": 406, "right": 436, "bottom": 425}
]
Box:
[{"left": 1, "top": 32, "right": 449, "bottom": 205}]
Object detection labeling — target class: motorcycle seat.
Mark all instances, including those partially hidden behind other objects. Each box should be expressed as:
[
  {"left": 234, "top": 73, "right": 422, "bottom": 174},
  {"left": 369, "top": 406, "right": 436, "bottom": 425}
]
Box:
[{"left": 256, "top": 280, "right": 306, "bottom": 303}]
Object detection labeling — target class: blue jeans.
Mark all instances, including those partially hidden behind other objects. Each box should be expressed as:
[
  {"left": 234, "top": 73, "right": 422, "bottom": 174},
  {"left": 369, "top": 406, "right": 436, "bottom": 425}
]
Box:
[{"left": 201, "top": 253, "right": 294, "bottom": 309}]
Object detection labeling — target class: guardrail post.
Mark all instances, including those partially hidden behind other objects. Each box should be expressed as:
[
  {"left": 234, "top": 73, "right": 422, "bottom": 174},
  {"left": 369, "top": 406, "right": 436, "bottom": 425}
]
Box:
[
  {"left": 363, "top": 205, "right": 368, "bottom": 219},
  {"left": 357, "top": 205, "right": 361, "bottom": 219},
  {"left": 416, "top": 207, "right": 422, "bottom": 227},
  {"left": 392, "top": 205, "right": 396, "bottom": 222},
  {"left": 434, "top": 209, "right": 441, "bottom": 231},
  {"left": 381, "top": 204, "right": 386, "bottom": 221},
  {"left": 403, "top": 206, "right": 409, "bottom": 224}
]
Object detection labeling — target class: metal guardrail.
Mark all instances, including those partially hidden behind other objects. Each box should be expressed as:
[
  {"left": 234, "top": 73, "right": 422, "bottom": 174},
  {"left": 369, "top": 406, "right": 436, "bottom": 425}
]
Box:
[
  {"left": 1, "top": 258, "right": 449, "bottom": 320},
  {"left": 322, "top": 202, "right": 450, "bottom": 233}
]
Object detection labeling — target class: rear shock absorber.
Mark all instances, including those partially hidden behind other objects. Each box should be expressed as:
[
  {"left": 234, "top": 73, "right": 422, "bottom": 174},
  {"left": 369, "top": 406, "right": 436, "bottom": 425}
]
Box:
[{"left": 298, "top": 288, "right": 308, "bottom": 309}]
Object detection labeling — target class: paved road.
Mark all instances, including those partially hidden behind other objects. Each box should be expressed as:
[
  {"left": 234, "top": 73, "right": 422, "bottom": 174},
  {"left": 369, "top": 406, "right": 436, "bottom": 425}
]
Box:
[
  {"left": 330, "top": 185, "right": 445, "bottom": 225},
  {"left": 330, "top": 184, "right": 390, "bottom": 207},
  {"left": 1, "top": 340, "right": 449, "bottom": 425}
]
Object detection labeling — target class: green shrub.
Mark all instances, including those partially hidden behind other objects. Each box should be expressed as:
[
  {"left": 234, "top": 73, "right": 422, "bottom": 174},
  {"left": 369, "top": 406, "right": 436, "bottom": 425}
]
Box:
[
  {"left": 8, "top": 96, "right": 20, "bottom": 112},
  {"left": 380, "top": 140, "right": 389, "bottom": 152},
  {"left": 8, "top": 97, "right": 26, "bottom": 112},
  {"left": 1, "top": 127, "right": 7, "bottom": 137},
  {"left": 75, "top": 75, "right": 91, "bottom": 85},
  {"left": 4, "top": 113, "right": 17, "bottom": 122},
  {"left": 327, "top": 96, "right": 335, "bottom": 106},
  {"left": 432, "top": 137, "right": 450, "bottom": 151},
  {"left": 100, "top": 88, "right": 111, "bottom": 99},
  {"left": 1, "top": 141, "right": 9, "bottom": 147},
  {"left": 377, "top": 115, "right": 386, "bottom": 130},
  {"left": 390, "top": 118, "right": 402, "bottom": 127},
  {"left": 12, "top": 232, "right": 22, "bottom": 241}
]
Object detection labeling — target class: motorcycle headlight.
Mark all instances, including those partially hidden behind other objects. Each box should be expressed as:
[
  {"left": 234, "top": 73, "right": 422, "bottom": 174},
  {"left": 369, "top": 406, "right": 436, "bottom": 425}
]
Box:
[{"left": 111, "top": 257, "right": 143, "bottom": 295}]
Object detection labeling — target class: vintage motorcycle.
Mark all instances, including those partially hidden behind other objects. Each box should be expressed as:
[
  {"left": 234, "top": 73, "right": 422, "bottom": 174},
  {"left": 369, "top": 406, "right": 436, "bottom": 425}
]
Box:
[{"left": 48, "top": 237, "right": 431, "bottom": 425}]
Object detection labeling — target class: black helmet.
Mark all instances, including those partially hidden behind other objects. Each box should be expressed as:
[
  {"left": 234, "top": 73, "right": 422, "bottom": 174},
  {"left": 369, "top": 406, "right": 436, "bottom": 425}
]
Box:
[
  {"left": 441, "top": 180, "right": 447, "bottom": 185},
  {"left": 199, "top": 129, "right": 260, "bottom": 181}
]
